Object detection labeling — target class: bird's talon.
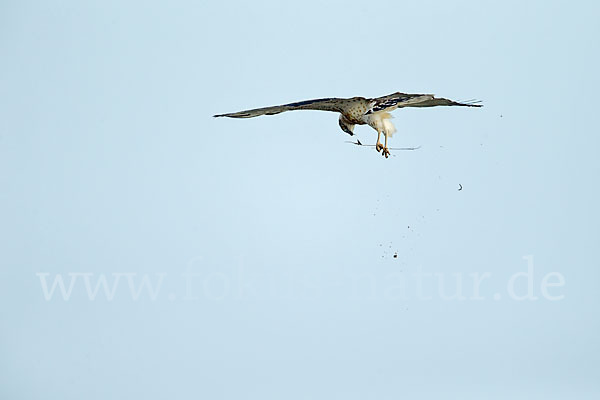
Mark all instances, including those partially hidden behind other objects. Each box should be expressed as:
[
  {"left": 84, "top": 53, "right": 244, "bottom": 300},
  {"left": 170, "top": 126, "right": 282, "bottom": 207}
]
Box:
[
  {"left": 383, "top": 148, "right": 390, "bottom": 158},
  {"left": 375, "top": 143, "right": 383, "bottom": 152}
]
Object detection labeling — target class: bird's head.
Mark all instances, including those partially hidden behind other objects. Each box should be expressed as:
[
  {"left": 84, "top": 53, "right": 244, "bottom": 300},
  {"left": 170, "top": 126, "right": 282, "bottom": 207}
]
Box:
[{"left": 338, "top": 115, "right": 355, "bottom": 136}]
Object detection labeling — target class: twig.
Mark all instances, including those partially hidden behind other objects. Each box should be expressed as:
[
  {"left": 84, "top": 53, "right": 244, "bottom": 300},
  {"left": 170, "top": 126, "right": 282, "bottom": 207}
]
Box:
[{"left": 345, "top": 140, "right": 421, "bottom": 151}]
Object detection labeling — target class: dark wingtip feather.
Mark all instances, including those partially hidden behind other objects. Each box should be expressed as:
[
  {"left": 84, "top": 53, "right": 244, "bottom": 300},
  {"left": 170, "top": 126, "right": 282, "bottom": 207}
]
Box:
[
  {"left": 213, "top": 112, "right": 252, "bottom": 118},
  {"left": 461, "top": 99, "right": 483, "bottom": 107}
]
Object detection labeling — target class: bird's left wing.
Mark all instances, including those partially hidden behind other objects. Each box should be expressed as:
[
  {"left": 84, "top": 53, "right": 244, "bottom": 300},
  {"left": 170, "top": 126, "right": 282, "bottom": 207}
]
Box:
[
  {"left": 214, "top": 98, "right": 350, "bottom": 118},
  {"left": 369, "top": 92, "right": 482, "bottom": 113}
]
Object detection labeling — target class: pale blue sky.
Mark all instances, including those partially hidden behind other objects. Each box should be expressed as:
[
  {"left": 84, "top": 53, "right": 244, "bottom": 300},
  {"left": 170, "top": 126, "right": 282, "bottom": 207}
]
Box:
[{"left": 1, "top": 1, "right": 599, "bottom": 399}]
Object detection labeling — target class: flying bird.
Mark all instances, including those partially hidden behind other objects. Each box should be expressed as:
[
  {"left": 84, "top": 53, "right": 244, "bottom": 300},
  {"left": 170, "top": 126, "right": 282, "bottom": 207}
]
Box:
[{"left": 214, "top": 92, "right": 481, "bottom": 158}]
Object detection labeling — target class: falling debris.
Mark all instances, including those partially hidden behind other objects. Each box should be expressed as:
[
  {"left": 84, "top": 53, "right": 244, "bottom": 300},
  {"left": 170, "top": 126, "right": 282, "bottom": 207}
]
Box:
[
  {"left": 458, "top": 184, "right": 463, "bottom": 191},
  {"left": 393, "top": 253, "right": 398, "bottom": 259}
]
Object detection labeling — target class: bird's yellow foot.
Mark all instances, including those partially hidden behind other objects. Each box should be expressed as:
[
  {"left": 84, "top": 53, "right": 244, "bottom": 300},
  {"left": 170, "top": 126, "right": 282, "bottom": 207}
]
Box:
[
  {"left": 382, "top": 147, "right": 390, "bottom": 158},
  {"left": 375, "top": 143, "right": 384, "bottom": 152}
]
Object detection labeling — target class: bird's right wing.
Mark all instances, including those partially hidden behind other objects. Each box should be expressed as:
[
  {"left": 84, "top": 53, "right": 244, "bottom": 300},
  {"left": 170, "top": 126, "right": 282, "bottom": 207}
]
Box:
[{"left": 213, "top": 97, "right": 352, "bottom": 118}]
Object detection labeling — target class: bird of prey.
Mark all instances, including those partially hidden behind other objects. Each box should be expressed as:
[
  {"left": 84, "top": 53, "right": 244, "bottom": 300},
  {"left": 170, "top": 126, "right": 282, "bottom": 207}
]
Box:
[{"left": 214, "top": 92, "right": 481, "bottom": 158}]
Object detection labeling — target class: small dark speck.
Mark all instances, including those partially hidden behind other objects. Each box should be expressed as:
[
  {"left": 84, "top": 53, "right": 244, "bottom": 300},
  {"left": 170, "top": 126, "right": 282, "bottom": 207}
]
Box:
[
  {"left": 458, "top": 184, "right": 463, "bottom": 191},
  {"left": 393, "top": 253, "right": 398, "bottom": 258}
]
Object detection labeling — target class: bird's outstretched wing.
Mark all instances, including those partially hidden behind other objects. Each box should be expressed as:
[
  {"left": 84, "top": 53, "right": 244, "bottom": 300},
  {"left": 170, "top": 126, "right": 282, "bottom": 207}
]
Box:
[
  {"left": 369, "top": 92, "right": 482, "bottom": 113},
  {"left": 214, "top": 97, "right": 354, "bottom": 118}
]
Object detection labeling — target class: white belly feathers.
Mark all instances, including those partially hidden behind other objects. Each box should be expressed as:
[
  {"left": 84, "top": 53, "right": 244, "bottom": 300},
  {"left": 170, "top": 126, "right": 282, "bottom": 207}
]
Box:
[{"left": 365, "top": 112, "right": 397, "bottom": 137}]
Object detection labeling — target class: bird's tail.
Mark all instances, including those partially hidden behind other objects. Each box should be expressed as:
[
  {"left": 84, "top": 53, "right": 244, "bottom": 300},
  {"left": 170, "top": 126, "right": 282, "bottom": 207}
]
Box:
[{"left": 383, "top": 116, "right": 397, "bottom": 138}]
